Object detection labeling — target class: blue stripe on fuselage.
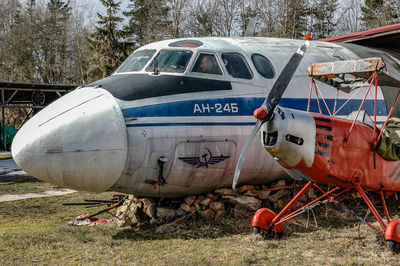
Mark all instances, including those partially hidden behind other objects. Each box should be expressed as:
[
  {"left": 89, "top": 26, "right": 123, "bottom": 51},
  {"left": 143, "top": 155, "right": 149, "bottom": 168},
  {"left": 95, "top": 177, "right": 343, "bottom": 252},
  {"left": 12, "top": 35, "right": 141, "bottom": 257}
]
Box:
[
  {"left": 122, "top": 97, "right": 387, "bottom": 118},
  {"left": 126, "top": 122, "right": 256, "bottom": 127}
]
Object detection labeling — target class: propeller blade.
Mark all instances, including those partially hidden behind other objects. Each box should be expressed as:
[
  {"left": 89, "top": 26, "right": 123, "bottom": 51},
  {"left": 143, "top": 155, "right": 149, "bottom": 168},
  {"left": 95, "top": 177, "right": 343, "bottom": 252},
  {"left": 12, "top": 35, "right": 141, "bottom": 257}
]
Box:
[
  {"left": 232, "top": 42, "right": 309, "bottom": 189},
  {"left": 232, "top": 119, "right": 263, "bottom": 189},
  {"left": 263, "top": 43, "right": 309, "bottom": 120}
]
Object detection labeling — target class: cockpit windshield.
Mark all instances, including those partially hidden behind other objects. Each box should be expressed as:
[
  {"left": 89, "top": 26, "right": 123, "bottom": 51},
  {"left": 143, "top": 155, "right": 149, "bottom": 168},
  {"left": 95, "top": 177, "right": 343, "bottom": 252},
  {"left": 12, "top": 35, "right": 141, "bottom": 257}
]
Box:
[
  {"left": 146, "top": 50, "right": 193, "bottom": 73},
  {"left": 117, "top": 49, "right": 156, "bottom": 73}
]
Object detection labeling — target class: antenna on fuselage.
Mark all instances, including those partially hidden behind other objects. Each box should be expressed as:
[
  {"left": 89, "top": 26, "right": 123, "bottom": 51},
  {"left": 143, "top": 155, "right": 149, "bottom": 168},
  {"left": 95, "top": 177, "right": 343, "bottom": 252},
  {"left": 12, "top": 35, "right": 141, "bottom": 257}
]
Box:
[{"left": 244, "top": 17, "right": 257, "bottom": 37}]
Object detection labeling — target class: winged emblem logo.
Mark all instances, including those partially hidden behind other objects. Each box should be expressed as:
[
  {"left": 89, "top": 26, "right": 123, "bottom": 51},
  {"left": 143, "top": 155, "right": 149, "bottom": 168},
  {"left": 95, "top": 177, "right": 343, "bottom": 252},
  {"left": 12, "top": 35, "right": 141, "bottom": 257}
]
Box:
[{"left": 178, "top": 147, "right": 230, "bottom": 168}]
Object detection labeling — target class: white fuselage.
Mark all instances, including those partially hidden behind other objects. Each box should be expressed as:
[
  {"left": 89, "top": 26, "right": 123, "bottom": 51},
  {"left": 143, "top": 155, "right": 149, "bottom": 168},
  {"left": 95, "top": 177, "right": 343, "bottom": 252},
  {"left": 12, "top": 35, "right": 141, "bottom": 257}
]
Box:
[{"left": 12, "top": 37, "right": 392, "bottom": 197}]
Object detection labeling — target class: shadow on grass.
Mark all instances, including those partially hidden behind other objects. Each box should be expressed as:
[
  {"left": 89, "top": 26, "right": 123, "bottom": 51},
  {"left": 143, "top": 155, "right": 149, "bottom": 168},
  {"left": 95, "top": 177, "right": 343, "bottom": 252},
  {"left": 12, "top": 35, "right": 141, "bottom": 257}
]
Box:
[
  {"left": 112, "top": 214, "right": 252, "bottom": 241},
  {"left": 0, "top": 175, "right": 42, "bottom": 184}
]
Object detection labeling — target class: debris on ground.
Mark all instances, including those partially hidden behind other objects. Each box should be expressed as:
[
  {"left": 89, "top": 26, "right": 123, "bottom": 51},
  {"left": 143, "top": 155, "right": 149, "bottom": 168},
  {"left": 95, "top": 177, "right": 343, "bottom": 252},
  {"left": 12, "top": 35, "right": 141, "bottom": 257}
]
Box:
[
  {"left": 68, "top": 213, "right": 110, "bottom": 226},
  {"left": 66, "top": 179, "right": 386, "bottom": 234},
  {"left": 113, "top": 179, "right": 324, "bottom": 229}
]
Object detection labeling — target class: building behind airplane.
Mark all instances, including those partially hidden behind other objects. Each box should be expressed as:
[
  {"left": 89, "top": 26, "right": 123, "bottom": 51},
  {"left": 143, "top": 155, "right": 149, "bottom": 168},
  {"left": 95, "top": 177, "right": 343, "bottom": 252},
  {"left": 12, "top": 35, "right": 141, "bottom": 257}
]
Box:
[{"left": 11, "top": 29, "right": 400, "bottom": 197}]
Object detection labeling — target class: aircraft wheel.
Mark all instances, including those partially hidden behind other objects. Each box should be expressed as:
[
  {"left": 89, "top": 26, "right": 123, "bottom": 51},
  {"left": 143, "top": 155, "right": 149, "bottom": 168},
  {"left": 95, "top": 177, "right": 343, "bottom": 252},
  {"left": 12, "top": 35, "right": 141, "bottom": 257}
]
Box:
[
  {"left": 385, "top": 220, "right": 400, "bottom": 252},
  {"left": 386, "top": 240, "right": 399, "bottom": 252},
  {"left": 253, "top": 226, "right": 283, "bottom": 239},
  {"left": 252, "top": 208, "right": 284, "bottom": 239}
]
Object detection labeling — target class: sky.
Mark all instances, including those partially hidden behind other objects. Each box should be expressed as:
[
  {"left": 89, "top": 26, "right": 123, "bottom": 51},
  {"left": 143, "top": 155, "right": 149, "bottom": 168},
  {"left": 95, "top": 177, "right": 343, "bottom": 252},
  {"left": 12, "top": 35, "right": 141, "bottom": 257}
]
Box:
[{"left": 88, "top": 0, "right": 130, "bottom": 16}]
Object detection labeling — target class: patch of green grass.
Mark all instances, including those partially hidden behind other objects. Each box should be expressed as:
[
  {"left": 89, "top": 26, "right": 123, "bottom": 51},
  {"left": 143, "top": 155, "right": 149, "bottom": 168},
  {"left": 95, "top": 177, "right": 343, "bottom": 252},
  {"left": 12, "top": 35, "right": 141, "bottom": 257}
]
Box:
[{"left": 1, "top": 192, "right": 400, "bottom": 265}]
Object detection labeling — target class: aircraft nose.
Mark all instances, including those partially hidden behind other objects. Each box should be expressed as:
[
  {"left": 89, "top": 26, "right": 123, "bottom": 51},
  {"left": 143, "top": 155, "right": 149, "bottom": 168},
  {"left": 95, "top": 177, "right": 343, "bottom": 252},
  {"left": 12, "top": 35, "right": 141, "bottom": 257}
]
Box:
[{"left": 11, "top": 87, "right": 128, "bottom": 192}]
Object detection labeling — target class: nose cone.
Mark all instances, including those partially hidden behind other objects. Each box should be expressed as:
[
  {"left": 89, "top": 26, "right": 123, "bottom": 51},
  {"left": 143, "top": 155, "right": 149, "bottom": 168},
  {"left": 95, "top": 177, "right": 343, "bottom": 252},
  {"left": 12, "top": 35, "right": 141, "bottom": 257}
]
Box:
[{"left": 11, "top": 87, "right": 128, "bottom": 192}]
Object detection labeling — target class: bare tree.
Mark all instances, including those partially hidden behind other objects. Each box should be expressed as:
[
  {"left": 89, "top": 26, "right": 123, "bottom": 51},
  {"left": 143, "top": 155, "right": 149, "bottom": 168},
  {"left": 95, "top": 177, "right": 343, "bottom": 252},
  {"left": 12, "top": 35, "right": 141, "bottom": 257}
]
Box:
[
  {"left": 335, "top": 0, "right": 363, "bottom": 35},
  {"left": 165, "top": 0, "right": 189, "bottom": 38},
  {"left": 213, "top": 0, "right": 241, "bottom": 36}
]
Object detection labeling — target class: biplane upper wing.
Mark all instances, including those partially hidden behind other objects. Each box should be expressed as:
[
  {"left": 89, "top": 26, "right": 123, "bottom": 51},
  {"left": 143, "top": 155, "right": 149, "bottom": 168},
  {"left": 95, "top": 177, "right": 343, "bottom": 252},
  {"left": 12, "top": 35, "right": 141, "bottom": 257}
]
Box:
[
  {"left": 307, "top": 57, "right": 400, "bottom": 93},
  {"left": 319, "top": 23, "right": 400, "bottom": 117}
]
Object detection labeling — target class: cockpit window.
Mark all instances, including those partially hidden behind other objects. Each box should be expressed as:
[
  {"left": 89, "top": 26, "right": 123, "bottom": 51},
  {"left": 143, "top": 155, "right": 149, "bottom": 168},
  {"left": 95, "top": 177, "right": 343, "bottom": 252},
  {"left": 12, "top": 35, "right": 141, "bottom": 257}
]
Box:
[
  {"left": 146, "top": 49, "right": 192, "bottom": 73},
  {"left": 191, "top": 53, "right": 222, "bottom": 75},
  {"left": 117, "top": 49, "right": 156, "bottom": 73},
  {"left": 221, "top": 53, "right": 253, "bottom": 79},
  {"left": 251, "top": 54, "right": 275, "bottom": 79}
]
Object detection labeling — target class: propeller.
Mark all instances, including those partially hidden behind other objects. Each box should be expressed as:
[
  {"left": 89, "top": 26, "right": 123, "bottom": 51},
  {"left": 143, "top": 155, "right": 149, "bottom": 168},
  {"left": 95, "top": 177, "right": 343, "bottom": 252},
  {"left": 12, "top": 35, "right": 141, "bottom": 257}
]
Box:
[{"left": 232, "top": 42, "right": 309, "bottom": 189}]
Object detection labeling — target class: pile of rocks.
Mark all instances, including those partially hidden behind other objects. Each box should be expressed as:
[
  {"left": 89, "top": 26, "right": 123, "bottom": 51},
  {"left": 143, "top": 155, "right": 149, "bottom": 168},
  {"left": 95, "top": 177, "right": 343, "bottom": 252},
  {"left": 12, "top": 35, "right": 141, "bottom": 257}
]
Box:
[{"left": 115, "top": 180, "right": 317, "bottom": 228}]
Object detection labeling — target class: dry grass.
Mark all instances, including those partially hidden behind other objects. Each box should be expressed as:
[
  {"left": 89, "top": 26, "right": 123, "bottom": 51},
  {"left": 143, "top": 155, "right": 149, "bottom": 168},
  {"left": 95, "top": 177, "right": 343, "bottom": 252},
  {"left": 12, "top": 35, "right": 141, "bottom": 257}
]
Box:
[{"left": 1, "top": 191, "right": 400, "bottom": 265}]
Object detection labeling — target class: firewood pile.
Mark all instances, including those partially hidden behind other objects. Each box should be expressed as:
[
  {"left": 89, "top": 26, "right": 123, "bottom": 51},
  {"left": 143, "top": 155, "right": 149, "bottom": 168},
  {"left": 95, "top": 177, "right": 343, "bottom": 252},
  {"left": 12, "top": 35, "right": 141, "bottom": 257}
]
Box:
[{"left": 115, "top": 180, "right": 317, "bottom": 228}]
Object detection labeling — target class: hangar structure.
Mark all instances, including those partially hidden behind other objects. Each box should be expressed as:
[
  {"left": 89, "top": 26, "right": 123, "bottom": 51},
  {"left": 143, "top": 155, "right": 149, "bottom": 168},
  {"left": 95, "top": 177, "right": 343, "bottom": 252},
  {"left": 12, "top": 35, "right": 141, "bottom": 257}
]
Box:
[{"left": 0, "top": 81, "right": 77, "bottom": 150}]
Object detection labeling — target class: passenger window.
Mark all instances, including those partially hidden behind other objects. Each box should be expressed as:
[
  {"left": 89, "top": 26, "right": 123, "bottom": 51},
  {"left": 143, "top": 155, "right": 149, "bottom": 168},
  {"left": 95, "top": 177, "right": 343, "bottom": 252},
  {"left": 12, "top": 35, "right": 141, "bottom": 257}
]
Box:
[
  {"left": 146, "top": 50, "right": 192, "bottom": 73},
  {"left": 221, "top": 53, "right": 253, "bottom": 79},
  {"left": 251, "top": 54, "right": 275, "bottom": 79},
  {"left": 191, "top": 53, "right": 222, "bottom": 75},
  {"left": 117, "top": 49, "right": 156, "bottom": 73}
]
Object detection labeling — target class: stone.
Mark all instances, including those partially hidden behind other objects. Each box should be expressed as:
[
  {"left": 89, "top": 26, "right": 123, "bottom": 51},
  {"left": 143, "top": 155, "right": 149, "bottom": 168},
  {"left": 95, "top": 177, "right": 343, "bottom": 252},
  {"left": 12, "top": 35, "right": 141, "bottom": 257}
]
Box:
[
  {"left": 307, "top": 188, "right": 317, "bottom": 200},
  {"left": 200, "top": 197, "right": 213, "bottom": 207},
  {"left": 271, "top": 180, "right": 287, "bottom": 189},
  {"left": 214, "top": 188, "right": 239, "bottom": 196},
  {"left": 199, "top": 209, "right": 215, "bottom": 219},
  {"left": 299, "top": 193, "right": 308, "bottom": 203},
  {"left": 180, "top": 203, "right": 196, "bottom": 213},
  {"left": 227, "top": 196, "right": 261, "bottom": 211},
  {"left": 176, "top": 208, "right": 186, "bottom": 217},
  {"left": 274, "top": 199, "right": 286, "bottom": 209},
  {"left": 238, "top": 185, "right": 256, "bottom": 193},
  {"left": 244, "top": 190, "right": 259, "bottom": 198},
  {"left": 268, "top": 189, "right": 289, "bottom": 202},
  {"left": 257, "top": 190, "right": 271, "bottom": 200},
  {"left": 210, "top": 202, "right": 225, "bottom": 211},
  {"left": 143, "top": 203, "right": 156, "bottom": 218},
  {"left": 132, "top": 204, "right": 150, "bottom": 224},
  {"left": 128, "top": 195, "right": 135, "bottom": 201},
  {"left": 156, "top": 207, "right": 177, "bottom": 219},
  {"left": 116, "top": 205, "right": 127, "bottom": 218},
  {"left": 194, "top": 196, "right": 205, "bottom": 210},
  {"left": 215, "top": 209, "right": 227, "bottom": 219},
  {"left": 234, "top": 204, "right": 251, "bottom": 218},
  {"left": 262, "top": 185, "right": 269, "bottom": 190},
  {"left": 207, "top": 193, "right": 218, "bottom": 201},
  {"left": 129, "top": 202, "right": 143, "bottom": 213},
  {"left": 128, "top": 195, "right": 141, "bottom": 203},
  {"left": 141, "top": 198, "right": 154, "bottom": 205},
  {"left": 117, "top": 217, "right": 132, "bottom": 228},
  {"left": 184, "top": 195, "right": 196, "bottom": 206},
  {"left": 141, "top": 198, "right": 156, "bottom": 218},
  {"left": 294, "top": 201, "right": 303, "bottom": 210}
]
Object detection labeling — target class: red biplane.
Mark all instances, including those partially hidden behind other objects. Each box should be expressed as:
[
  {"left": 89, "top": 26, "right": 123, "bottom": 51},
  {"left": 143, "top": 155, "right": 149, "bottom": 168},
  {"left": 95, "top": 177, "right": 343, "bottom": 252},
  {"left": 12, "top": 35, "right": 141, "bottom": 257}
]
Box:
[{"left": 233, "top": 43, "right": 400, "bottom": 251}]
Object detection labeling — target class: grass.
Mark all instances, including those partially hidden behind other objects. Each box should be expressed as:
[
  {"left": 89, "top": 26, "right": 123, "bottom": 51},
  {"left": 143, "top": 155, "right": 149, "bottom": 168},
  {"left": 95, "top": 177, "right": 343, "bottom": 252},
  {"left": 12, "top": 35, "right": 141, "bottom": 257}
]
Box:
[
  {"left": 0, "top": 175, "right": 55, "bottom": 195},
  {"left": 1, "top": 191, "right": 400, "bottom": 265}
]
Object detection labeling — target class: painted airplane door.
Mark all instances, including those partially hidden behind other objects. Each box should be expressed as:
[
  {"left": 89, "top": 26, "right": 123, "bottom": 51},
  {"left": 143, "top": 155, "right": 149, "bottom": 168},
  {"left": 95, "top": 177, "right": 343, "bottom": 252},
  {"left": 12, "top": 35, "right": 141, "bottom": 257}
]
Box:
[{"left": 165, "top": 140, "right": 237, "bottom": 188}]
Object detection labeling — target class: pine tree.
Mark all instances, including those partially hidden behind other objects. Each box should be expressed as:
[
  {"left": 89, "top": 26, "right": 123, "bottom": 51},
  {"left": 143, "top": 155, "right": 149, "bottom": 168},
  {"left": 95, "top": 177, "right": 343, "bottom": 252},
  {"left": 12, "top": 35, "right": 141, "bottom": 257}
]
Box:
[
  {"left": 280, "top": 0, "right": 308, "bottom": 39},
  {"left": 361, "top": 0, "right": 394, "bottom": 28},
  {"left": 87, "top": 0, "right": 128, "bottom": 80},
  {"left": 311, "top": 0, "right": 338, "bottom": 39},
  {"left": 123, "top": 0, "right": 170, "bottom": 46},
  {"left": 40, "top": 0, "right": 71, "bottom": 83}
]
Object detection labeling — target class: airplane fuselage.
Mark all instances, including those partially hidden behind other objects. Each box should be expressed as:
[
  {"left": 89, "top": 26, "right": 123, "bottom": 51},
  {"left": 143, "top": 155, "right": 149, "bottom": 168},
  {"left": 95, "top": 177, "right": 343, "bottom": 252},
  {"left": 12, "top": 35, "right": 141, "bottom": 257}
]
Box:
[{"left": 12, "top": 37, "right": 398, "bottom": 197}]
